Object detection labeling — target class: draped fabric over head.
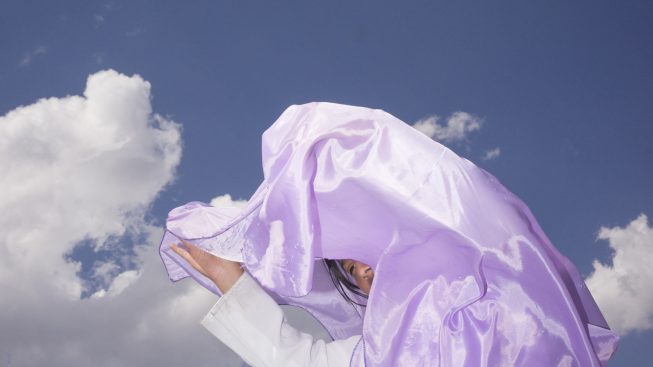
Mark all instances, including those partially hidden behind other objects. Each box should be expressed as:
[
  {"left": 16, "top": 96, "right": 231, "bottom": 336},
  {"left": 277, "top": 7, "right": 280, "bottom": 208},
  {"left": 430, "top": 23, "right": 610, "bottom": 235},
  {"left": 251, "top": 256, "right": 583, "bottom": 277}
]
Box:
[{"left": 160, "top": 102, "right": 619, "bottom": 366}]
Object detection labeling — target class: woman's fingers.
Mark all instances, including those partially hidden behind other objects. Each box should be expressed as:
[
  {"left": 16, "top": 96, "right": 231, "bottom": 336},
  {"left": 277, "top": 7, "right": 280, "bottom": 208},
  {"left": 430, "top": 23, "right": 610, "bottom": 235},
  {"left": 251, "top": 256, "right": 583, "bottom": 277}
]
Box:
[
  {"left": 180, "top": 239, "right": 204, "bottom": 258},
  {"left": 171, "top": 239, "right": 244, "bottom": 293},
  {"left": 179, "top": 240, "right": 208, "bottom": 266},
  {"left": 171, "top": 242, "right": 209, "bottom": 278}
]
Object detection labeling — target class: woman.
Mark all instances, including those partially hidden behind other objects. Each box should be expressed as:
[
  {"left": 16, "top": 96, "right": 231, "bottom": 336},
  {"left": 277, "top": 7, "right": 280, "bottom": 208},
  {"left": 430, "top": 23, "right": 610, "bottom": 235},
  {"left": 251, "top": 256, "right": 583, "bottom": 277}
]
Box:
[
  {"left": 160, "top": 102, "right": 618, "bottom": 366},
  {"left": 171, "top": 240, "right": 371, "bottom": 366}
]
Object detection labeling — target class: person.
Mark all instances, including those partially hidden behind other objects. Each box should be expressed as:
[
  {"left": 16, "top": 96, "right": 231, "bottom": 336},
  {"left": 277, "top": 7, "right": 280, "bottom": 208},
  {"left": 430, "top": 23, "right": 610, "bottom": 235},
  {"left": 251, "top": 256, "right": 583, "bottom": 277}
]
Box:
[
  {"left": 324, "top": 259, "right": 373, "bottom": 305},
  {"left": 160, "top": 102, "right": 618, "bottom": 366},
  {"left": 170, "top": 240, "right": 370, "bottom": 367}
]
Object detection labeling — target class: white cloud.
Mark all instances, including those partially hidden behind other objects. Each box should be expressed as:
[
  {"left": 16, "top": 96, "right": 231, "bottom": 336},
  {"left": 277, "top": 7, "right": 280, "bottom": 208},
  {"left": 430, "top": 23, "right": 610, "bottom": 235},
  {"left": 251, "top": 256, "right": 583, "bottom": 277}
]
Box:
[
  {"left": 585, "top": 214, "right": 653, "bottom": 335},
  {"left": 412, "top": 111, "right": 482, "bottom": 143},
  {"left": 19, "top": 45, "right": 47, "bottom": 67},
  {"left": 209, "top": 193, "right": 248, "bottom": 208},
  {"left": 0, "top": 70, "right": 247, "bottom": 366},
  {"left": 91, "top": 268, "right": 140, "bottom": 299},
  {"left": 482, "top": 147, "right": 501, "bottom": 160}
]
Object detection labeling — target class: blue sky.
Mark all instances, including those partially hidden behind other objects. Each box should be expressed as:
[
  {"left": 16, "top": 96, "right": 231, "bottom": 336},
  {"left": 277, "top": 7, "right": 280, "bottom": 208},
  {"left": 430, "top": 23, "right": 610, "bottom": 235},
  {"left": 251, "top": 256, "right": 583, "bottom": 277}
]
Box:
[{"left": 1, "top": 1, "right": 651, "bottom": 366}]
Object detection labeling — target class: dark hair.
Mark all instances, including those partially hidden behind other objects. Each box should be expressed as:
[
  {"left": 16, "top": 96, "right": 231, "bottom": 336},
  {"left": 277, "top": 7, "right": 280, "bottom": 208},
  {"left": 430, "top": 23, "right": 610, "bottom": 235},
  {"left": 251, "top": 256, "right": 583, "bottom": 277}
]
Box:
[{"left": 324, "top": 259, "right": 368, "bottom": 307}]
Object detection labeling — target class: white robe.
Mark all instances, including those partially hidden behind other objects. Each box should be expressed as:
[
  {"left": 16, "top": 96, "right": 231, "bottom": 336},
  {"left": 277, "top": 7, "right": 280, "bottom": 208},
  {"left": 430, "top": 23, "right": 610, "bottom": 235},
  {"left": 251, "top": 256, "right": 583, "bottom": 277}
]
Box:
[{"left": 202, "top": 272, "right": 364, "bottom": 367}]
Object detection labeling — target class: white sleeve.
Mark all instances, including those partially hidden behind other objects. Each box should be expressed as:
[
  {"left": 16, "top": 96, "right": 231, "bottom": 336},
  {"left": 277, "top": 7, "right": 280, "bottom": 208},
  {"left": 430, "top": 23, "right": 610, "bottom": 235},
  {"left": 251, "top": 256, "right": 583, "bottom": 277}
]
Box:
[{"left": 201, "top": 272, "right": 361, "bottom": 367}]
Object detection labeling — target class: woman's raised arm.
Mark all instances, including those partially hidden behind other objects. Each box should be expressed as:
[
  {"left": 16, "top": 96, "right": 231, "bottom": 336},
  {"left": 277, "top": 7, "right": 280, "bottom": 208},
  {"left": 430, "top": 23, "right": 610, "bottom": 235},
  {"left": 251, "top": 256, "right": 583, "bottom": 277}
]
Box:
[{"left": 170, "top": 240, "right": 362, "bottom": 367}]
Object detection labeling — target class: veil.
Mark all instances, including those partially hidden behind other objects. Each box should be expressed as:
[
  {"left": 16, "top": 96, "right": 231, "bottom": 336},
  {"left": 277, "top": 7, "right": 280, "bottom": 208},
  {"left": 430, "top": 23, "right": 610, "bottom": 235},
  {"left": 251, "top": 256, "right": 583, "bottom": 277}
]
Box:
[{"left": 160, "top": 102, "right": 618, "bottom": 366}]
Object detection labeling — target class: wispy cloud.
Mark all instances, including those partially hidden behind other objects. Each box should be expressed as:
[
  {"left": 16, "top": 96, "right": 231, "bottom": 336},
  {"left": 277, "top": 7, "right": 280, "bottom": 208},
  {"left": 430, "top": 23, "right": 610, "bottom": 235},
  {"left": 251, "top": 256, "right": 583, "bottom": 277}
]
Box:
[
  {"left": 412, "top": 112, "right": 483, "bottom": 143},
  {"left": 93, "top": 2, "right": 114, "bottom": 29},
  {"left": 126, "top": 27, "right": 145, "bottom": 37},
  {"left": 93, "top": 14, "right": 105, "bottom": 29},
  {"left": 19, "top": 45, "right": 47, "bottom": 67},
  {"left": 93, "top": 52, "right": 105, "bottom": 65},
  {"left": 482, "top": 147, "right": 501, "bottom": 160},
  {"left": 585, "top": 214, "right": 653, "bottom": 335}
]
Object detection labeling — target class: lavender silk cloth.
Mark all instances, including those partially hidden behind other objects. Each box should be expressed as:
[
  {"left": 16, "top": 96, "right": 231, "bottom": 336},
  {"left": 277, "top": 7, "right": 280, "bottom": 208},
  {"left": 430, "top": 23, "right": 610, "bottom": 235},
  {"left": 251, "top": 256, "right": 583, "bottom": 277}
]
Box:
[{"left": 159, "top": 102, "right": 618, "bottom": 366}]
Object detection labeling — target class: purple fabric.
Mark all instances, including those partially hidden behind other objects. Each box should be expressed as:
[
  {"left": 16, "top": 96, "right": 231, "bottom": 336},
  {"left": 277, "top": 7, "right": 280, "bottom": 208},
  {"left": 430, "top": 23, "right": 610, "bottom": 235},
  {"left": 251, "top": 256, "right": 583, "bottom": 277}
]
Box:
[{"left": 160, "top": 102, "right": 618, "bottom": 366}]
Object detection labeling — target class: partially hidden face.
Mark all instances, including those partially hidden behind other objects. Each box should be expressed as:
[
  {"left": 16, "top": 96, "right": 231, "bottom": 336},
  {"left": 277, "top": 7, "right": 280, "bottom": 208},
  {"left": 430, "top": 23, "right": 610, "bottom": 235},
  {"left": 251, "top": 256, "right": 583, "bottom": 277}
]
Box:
[{"left": 340, "top": 259, "right": 374, "bottom": 295}]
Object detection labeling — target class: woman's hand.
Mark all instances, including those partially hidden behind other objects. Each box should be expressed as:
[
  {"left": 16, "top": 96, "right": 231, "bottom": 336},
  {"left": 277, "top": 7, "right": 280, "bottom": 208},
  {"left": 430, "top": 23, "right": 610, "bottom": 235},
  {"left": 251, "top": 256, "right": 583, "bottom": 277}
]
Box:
[{"left": 170, "top": 240, "right": 244, "bottom": 293}]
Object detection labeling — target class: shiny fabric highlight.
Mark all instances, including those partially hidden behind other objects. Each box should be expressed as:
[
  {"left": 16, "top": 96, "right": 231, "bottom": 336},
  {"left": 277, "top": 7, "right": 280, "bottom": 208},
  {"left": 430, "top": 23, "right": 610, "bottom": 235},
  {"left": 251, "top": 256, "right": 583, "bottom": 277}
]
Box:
[{"left": 160, "top": 102, "right": 618, "bottom": 366}]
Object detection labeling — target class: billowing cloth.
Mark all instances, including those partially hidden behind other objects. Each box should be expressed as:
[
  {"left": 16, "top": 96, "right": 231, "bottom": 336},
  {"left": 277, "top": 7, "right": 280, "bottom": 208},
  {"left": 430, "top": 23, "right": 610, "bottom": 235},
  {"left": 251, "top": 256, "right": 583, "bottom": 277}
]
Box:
[{"left": 160, "top": 102, "right": 618, "bottom": 366}]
